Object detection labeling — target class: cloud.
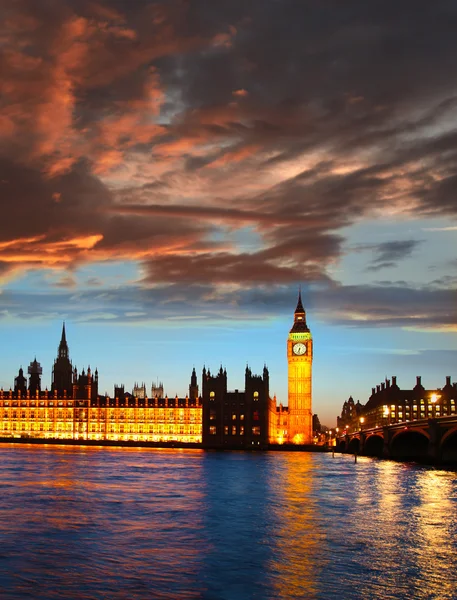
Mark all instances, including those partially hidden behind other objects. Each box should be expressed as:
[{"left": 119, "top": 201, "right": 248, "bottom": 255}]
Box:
[
  {"left": 0, "top": 0, "right": 456, "bottom": 329},
  {"left": 362, "top": 240, "right": 423, "bottom": 271}
]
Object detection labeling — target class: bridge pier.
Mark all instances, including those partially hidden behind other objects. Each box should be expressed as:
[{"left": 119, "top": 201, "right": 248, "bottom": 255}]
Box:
[
  {"left": 382, "top": 426, "right": 390, "bottom": 459},
  {"left": 427, "top": 419, "right": 441, "bottom": 463}
]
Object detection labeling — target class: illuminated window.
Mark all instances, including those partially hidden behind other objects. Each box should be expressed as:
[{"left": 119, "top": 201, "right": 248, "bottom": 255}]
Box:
[
  {"left": 224, "top": 425, "right": 229, "bottom": 435},
  {"left": 232, "top": 413, "right": 237, "bottom": 420},
  {"left": 254, "top": 392, "right": 259, "bottom": 401},
  {"left": 252, "top": 426, "right": 260, "bottom": 436},
  {"left": 210, "top": 409, "right": 216, "bottom": 421},
  {"left": 232, "top": 426, "right": 236, "bottom": 435},
  {"left": 240, "top": 414, "right": 244, "bottom": 421},
  {"left": 210, "top": 392, "right": 215, "bottom": 400},
  {"left": 240, "top": 426, "right": 245, "bottom": 435},
  {"left": 209, "top": 426, "right": 216, "bottom": 435}
]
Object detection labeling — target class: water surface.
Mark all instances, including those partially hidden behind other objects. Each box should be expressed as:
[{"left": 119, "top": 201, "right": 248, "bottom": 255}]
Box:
[{"left": 0, "top": 445, "right": 456, "bottom": 599}]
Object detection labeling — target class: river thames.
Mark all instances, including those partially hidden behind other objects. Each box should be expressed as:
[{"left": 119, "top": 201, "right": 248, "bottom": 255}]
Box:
[{"left": 0, "top": 445, "right": 456, "bottom": 599}]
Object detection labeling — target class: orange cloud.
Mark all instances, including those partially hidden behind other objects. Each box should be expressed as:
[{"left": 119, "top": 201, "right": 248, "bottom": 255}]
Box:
[
  {"left": 232, "top": 89, "right": 249, "bottom": 98},
  {"left": 206, "top": 144, "right": 261, "bottom": 168}
]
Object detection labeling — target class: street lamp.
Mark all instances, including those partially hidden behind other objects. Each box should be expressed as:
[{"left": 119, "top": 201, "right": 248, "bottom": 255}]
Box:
[{"left": 359, "top": 416, "right": 365, "bottom": 431}]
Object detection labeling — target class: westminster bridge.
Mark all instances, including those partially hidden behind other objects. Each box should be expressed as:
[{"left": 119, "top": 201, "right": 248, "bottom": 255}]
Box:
[{"left": 335, "top": 416, "right": 457, "bottom": 463}]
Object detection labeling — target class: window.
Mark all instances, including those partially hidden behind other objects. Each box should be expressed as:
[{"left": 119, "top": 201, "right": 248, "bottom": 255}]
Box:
[
  {"left": 232, "top": 426, "right": 237, "bottom": 435},
  {"left": 254, "top": 392, "right": 259, "bottom": 401},
  {"left": 252, "top": 426, "right": 260, "bottom": 436},
  {"left": 210, "top": 392, "right": 215, "bottom": 400},
  {"left": 253, "top": 411, "right": 259, "bottom": 421},
  {"left": 224, "top": 425, "right": 229, "bottom": 435},
  {"left": 209, "top": 426, "right": 216, "bottom": 435},
  {"left": 232, "top": 413, "right": 237, "bottom": 420},
  {"left": 210, "top": 409, "right": 216, "bottom": 421},
  {"left": 240, "top": 426, "right": 245, "bottom": 435}
]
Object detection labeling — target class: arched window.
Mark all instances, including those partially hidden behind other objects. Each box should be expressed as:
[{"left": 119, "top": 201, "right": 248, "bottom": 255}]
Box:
[
  {"left": 210, "top": 391, "right": 215, "bottom": 400},
  {"left": 254, "top": 391, "right": 259, "bottom": 401}
]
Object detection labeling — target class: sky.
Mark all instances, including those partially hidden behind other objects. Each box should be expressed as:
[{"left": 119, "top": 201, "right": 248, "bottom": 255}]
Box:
[{"left": 0, "top": 0, "right": 456, "bottom": 426}]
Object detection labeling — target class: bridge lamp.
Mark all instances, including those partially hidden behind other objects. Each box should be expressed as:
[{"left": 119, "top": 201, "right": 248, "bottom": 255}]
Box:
[{"left": 359, "top": 417, "right": 365, "bottom": 430}]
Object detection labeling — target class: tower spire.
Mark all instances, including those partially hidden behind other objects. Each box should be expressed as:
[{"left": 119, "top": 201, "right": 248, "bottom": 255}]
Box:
[
  {"left": 291, "top": 287, "right": 309, "bottom": 332},
  {"left": 58, "top": 321, "right": 69, "bottom": 359},
  {"left": 295, "top": 287, "right": 305, "bottom": 315}
]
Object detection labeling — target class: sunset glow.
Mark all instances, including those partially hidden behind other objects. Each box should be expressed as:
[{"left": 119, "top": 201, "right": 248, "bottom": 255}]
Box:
[{"left": 0, "top": 1, "right": 456, "bottom": 426}]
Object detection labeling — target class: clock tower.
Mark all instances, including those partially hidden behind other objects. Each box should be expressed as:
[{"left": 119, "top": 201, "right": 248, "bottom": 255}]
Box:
[{"left": 287, "top": 291, "right": 313, "bottom": 444}]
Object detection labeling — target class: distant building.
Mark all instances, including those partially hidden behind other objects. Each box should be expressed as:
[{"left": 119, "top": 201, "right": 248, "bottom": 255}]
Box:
[
  {"left": 337, "top": 376, "right": 457, "bottom": 432},
  {"left": 0, "top": 295, "right": 320, "bottom": 446},
  {"left": 202, "top": 365, "right": 270, "bottom": 449}
]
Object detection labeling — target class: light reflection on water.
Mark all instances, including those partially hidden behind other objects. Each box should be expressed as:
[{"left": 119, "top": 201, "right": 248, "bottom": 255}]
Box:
[{"left": 0, "top": 445, "right": 456, "bottom": 599}]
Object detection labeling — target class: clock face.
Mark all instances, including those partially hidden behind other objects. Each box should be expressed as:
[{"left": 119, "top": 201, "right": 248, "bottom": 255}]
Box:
[{"left": 293, "top": 342, "right": 307, "bottom": 356}]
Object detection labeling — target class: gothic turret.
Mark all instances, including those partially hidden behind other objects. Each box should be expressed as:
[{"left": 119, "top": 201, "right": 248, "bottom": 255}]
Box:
[
  {"left": 28, "top": 358, "right": 42, "bottom": 395},
  {"left": 14, "top": 367, "right": 27, "bottom": 396}
]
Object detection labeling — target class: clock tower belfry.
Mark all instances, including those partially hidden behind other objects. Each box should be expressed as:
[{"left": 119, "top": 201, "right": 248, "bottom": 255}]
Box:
[{"left": 287, "top": 291, "right": 313, "bottom": 444}]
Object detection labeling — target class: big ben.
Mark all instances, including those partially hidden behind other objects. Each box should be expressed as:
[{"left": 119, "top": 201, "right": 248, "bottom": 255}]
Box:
[{"left": 287, "top": 291, "right": 313, "bottom": 444}]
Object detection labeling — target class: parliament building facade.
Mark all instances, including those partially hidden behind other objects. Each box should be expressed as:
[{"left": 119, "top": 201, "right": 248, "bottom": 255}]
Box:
[{"left": 0, "top": 296, "right": 314, "bottom": 447}]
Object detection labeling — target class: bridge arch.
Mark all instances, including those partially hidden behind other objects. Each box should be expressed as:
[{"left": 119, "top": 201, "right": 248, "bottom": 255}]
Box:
[
  {"left": 390, "top": 429, "right": 429, "bottom": 460},
  {"left": 336, "top": 439, "right": 346, "bottom": 452},
  {"left": 440, "top": 427, "right": 457, "bottom": 463},
  {"left": 347, "top": 437, "right": 360, "bottom": 454},
  {"left": 364, "top": 434, "right": 384, "bottom": 457}
]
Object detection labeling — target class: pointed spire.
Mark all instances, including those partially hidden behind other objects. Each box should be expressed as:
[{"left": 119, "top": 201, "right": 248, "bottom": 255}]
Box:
[
  {"left": 290, "top": 287, "right": 309, "bottom": 333},
  {"left": 295, "top": 287, "right": 305, "bottom": 315},
  {"left": 58, "top": 321, "right": 69, "bottom": 359}
]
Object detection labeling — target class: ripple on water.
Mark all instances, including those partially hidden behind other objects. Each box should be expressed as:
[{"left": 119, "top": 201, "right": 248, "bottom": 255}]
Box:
[{"left": 0, "top": 447, "right": 456, "bottom": 599}]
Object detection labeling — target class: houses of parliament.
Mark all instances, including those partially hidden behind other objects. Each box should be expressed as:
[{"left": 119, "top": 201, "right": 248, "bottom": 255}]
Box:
[{"left": 0, "top": 295, "right": 314, "bottom": 447}]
